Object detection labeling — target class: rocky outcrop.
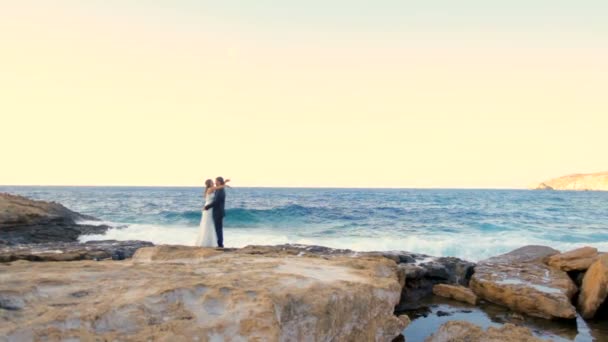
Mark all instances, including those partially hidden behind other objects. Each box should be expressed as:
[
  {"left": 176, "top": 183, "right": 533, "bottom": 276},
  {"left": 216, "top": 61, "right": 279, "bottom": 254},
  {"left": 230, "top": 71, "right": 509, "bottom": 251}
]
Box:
[
  {"left": 532, "top": 171, "right": 608, "bottom": 191},
  {"left": 432, "top": 284, "right": 478, "bottom": 305},
  {"left": 425, "top": 321, "right": 546, "bottom": 342},
  {"left": 385, "top": 253, "right": 475, "bottom": 311},
  {"left": 232, "top": 244, "right": 476, "bottom": 312},
  {"left": 0, "top": 193, "right": 109, "bottom": 244},
  {"left": 546, "top": 246, "right": 599, "bottom": 272},
  {"left": 0, "top": 245, "right": 407, "bottom": 341},
  {"left": 0, "top": 240, "right": 153, "bottom": 262},
  {"left": 534, "top": 183, "right": 554, "bottom": 190},
  {"left": 470, "top": 245, "right": 578, "bottom": 320},
  {"left": 578, "top": 254, "right": 608, "bottom": 319}
]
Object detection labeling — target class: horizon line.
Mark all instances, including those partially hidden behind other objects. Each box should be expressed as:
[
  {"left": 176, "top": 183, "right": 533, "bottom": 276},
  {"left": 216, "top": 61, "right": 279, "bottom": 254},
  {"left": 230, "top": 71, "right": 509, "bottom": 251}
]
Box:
[{"left": 0, "top": 184, "right": 528, "bottom": 190}]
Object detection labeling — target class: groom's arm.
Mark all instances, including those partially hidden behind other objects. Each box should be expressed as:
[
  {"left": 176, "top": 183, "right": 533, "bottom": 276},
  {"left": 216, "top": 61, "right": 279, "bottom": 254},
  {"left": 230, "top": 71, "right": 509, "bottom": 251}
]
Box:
[
  {"left": 204, "top": 190, "right": 223, "bottom": 210},
  {"left": 204, "top": 199, "right": 216, "bottom": 210}
]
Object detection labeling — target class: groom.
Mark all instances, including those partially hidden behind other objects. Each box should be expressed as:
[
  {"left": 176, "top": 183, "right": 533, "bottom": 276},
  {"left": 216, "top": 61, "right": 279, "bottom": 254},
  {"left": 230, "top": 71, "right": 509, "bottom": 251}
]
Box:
[{"left": 204, "top": 176, "right": 226, "bottom": 248}]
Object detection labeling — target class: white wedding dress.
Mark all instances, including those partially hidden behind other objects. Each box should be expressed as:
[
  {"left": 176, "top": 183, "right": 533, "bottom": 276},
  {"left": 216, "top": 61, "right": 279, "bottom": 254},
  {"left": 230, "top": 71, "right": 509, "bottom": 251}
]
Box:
[{"left": 195, "top": 192, "right": 218, "bottom": 247}]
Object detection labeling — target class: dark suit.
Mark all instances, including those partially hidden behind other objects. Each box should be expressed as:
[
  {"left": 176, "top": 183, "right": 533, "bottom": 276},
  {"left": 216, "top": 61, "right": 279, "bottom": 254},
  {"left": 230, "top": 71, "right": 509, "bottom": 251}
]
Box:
[{"left": 206, "top": 188, "right": 226, "bottom": 247}]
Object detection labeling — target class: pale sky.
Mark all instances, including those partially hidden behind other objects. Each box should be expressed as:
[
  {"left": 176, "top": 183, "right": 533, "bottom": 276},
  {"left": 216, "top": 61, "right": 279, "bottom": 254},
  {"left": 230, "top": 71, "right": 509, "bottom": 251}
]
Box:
[{"left": 1, "top": 1, "right": 607, "bottom": 188}]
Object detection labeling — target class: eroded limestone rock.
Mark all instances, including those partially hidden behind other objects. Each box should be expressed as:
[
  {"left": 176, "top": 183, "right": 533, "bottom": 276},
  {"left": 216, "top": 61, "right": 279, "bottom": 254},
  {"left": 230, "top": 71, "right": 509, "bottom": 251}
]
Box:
[
  {"left": 0, "top": 245, "right": 406, "bottom": 341},
  {"left": 470, "top": 245, "right": 577, "bottom": 320},
  {"left": 578, "top": 254, "right": 608, "bottom": 319},
  {"left": 546, "top": 246, "right": 599, "bottom": 272}
]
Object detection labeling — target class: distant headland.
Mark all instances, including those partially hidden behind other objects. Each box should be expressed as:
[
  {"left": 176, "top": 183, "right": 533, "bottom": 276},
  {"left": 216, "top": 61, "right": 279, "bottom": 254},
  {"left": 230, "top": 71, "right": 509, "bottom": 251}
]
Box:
[{"left": 532, "top": 171, "right": 608, "bottom": 191}]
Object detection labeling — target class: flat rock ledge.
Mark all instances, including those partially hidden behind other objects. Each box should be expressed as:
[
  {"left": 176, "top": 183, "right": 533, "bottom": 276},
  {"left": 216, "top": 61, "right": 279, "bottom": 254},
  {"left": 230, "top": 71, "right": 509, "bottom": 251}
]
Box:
[
  {"left": 425, "top": 321, "right": 546, "bottom": 342},
  {"left": 470, "top": 245, "right": 578, "bottom": 320},
  {"left": 0, "top": 240, "right": 153, "bottom": 262},
  {"left": 0, "top": 245, "right": 406, "bottom": 341},
  {"left": 234, "top": 244, "right": 477, "bottom": 313}
]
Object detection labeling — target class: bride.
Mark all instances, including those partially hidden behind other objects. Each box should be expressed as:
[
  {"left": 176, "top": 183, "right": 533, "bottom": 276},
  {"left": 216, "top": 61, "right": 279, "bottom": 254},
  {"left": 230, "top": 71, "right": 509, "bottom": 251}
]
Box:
[{"left": 195, "top": 178, "right": 230, "bottom": 247}]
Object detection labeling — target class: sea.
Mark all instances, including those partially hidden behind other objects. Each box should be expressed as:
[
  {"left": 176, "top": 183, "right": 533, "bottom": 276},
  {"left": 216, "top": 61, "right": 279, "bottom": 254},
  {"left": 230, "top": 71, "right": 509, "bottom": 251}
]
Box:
[{"left": 2, "top": 186, "right": 607, "bottom": 261}]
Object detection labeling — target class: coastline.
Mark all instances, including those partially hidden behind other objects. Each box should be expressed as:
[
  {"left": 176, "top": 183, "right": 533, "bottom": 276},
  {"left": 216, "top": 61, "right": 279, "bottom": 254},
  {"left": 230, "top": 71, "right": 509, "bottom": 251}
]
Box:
[
  {"left": 2, "top": 242, "right": 607, "bottom": 340},
  {"left": 2, "top": 192, "right": 608, "bottom": 340}
]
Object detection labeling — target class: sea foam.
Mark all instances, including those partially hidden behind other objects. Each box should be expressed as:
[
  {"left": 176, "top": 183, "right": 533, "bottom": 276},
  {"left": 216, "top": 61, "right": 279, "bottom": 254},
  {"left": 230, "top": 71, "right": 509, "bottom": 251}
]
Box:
[{"left": 80, "top": 223, "right": 608, "bottom": 262}]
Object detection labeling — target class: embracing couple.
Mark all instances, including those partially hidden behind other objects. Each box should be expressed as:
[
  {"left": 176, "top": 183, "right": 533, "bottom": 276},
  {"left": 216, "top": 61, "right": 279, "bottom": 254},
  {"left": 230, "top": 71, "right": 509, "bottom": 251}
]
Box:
[{"left": 195, "top": 176, "right": 230, "bottom": 248}]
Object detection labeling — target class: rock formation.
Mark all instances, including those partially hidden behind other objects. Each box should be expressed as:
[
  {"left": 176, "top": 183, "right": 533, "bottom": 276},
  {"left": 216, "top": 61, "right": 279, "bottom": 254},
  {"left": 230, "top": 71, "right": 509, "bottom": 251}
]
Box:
[
  {"left": 236, "top": 245, "right": 477, "bottom": 313},
  {"left": 470, "top": 245, "right": 578, "bottom": 319},
  {"left": 425, "top": 321, "right": 546, "bottom": 342},
  {"left": 0, "top": 245, "right": 407, "bottom": 341},
  {"left": 532, "top": 171, "right": 608, "bottom": 191},
  {"left": 578, "top": 254, "right": 608, "bottom": 319},
  {"left": 387, "top": 253, "right": 475, "bottom": 311},
  {"left": 432, "top": 284, "right": 478, "bottom": 305},
  {"left": 0, "top": 193, "right": 109, "bottom": 244},
  {"left": 546, "top": 246, "right": 600, "bottom": 272}
]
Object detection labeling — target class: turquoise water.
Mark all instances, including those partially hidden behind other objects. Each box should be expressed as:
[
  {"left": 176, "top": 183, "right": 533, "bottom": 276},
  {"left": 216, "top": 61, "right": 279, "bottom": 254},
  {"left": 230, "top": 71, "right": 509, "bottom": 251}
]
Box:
[{"left": 1, "top": 186, "right": 607, "bottom": 261}]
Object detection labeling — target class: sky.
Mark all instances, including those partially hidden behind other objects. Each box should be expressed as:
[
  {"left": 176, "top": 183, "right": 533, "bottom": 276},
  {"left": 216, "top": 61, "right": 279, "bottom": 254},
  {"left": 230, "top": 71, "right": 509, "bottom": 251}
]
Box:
[{"left": 1, "top": 1, "right": 607, "bottom": 188}]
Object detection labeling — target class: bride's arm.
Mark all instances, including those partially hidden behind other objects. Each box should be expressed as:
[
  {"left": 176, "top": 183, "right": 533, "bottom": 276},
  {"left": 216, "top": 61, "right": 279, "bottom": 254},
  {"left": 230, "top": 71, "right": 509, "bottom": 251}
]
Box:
[{"left": 208, "top": 179, "right": 231, "bottom": 192}]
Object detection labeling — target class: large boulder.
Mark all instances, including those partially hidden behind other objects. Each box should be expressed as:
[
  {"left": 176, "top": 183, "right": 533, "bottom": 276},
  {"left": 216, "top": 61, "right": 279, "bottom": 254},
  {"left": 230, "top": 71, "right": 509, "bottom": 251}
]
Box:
[
  {"left": 432, "top": 284, "right": 477, "bottom": 305},
  {"left": 470, "top": 245, "right": 578, "bottom": 320},
  {"left": 0, "top": 245, "right": 406, "bottom": 341},
  {"left": 0, "top": 240, "right": 153, "bottom": 262},
  {"left": 425, "top": 321, "right": 546, "bottom": 342},
  {"left": 546, "top": 246, "right": 599, "bottom": 272},
  {"left": 578, "top": 254, "right": 608, "bottom": 319},
  {"left": 0, "top": 193, "right": 108, "bottom": 244}
]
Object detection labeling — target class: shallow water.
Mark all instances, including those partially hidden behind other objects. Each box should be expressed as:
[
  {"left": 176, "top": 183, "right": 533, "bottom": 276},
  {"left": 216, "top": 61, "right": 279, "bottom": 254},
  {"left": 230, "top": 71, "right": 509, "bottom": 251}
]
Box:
[
  {"left": 402, "top": 296, "right": 606, "bottom": 342},
  {"left": 2, "top": 186, "right": 608, "bottom": 261}
]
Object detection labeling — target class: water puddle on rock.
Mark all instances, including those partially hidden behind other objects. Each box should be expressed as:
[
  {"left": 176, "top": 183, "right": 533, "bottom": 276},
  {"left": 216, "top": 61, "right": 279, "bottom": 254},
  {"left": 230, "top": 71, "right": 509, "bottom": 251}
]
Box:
[{"left": 400, "top": 295, "right": 608, "bottom": 342}]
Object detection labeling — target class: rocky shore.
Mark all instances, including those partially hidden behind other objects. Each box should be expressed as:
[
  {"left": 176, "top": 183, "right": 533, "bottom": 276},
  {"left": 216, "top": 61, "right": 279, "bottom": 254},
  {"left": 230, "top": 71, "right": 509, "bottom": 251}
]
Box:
[
  {"left": 1, "top": 245, "right": 408, "bottom": 341},
  {"left": 2, "top": 242, "right": 607, "bottom": 341},
  {"left": 0, "top": 240, "right": 153, "bottom": 262},
  {"left": 1, "top": 194, "right": 607, "bottom": 341},
  {"left": 0, "top": 193, "right": 110, "bottom": 245}
]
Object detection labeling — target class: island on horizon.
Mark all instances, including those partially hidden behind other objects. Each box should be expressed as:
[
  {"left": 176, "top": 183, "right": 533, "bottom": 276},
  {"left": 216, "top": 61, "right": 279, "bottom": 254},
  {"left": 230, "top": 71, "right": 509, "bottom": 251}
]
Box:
[{"left": 532, "top": 171, "right": 608, "bottom": 191}]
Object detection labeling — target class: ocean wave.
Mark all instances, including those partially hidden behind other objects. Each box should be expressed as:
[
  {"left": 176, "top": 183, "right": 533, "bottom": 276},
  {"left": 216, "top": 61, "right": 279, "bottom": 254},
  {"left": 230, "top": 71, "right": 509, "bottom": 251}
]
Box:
[
  {"left": 160, "top": 210, "right": 201, "bottom": 222},
  {"left": 156, "top": 205, "right": 381, "bottom": 227}
]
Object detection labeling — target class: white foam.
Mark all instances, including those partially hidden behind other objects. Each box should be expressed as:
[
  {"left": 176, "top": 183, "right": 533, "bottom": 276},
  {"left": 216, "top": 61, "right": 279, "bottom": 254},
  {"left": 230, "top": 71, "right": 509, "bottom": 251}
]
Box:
[
  {"left": 76, "top": 219, "right": 122, "bottom": 227},
  {"left": 79, "top": 224, "right": 608, "bottom": 262}
]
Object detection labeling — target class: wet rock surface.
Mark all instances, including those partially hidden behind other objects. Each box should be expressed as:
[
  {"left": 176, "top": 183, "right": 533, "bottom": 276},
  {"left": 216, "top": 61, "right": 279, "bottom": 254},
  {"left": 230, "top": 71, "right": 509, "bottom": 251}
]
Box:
[
  {"left": 402, "top": 295, "right": 604, "bottom": 342},
  {"left": 0, "top": 193, "right": 109, "bottom": 244},
  {"left": 0, "top": 245, "right": 406, "bottom": 341},
  {"left": 0, "top": 240, "right": 153, "bottom": 262},
  {"left": 389, "top": 252, "right": 476, "bottom": 311},
  {"left": 425, "top": 320, "right": 547, "bottom": 342},
  {"left": 470, "top": 245, "right": 578, "bottom": 320}
]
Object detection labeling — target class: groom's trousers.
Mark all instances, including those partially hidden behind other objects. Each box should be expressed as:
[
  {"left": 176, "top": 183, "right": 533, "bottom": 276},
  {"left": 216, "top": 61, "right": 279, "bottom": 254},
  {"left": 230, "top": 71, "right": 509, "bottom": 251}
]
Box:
[{"left": 213, "top": 215, "right": 224, "bottom": 248}]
